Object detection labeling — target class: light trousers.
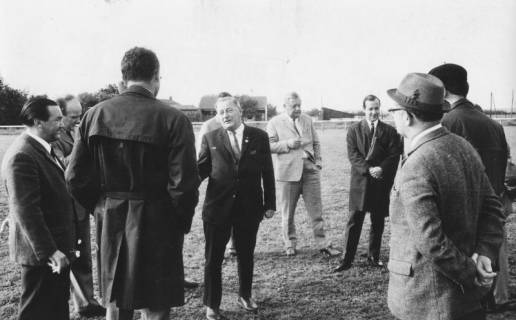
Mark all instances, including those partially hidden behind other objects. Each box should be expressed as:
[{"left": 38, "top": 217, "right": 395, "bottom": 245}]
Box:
[{"left": 278, "top": 159, "right": 327, "bottom": 250}]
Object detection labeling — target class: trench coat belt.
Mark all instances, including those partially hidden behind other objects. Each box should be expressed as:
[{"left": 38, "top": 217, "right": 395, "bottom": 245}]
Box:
[{"left": 105, "top": 191, "right": 150, "bottom": 200}]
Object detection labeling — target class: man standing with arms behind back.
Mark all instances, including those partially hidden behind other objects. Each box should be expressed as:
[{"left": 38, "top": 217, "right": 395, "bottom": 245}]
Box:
[
  {"left": 267, "top": 92, "right": 339, "bottom": 257},
  {"left": 2, "top": 97, "right": 76, "bottom": 319},
  {"left": 386, "top": 73, "right": 505, "bottom": 320},
  {"left": 67, "top": 47, "right": 199, "bottom": 320},
  {"left": 52, "top": 95, "right": 105, "bottom": 317},
  {"left": 334, "top": 95, "right": 402, "bottom": 272}
]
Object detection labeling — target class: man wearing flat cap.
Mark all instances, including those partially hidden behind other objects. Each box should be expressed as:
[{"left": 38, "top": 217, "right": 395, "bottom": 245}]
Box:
[
  {"left": 429, "top": 63, "right": 511, "bottom": 312},
  {"left": 386, "top": 72, "right": 505, "bottom": 320}
]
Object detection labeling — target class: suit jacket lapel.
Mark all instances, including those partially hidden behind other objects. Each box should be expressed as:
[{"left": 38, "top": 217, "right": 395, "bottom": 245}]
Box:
[
  {"left": 24, "top": 134, "right": 65, "bottom": 174},
  {"left": 359, "top": 120, "right": 370, "bottom": 155},
  {"left": 218, "top": 128, "right": 237, "bottom": 162},
  {"left": 282, "top": 114, "right": 299, "bottom": 136}
]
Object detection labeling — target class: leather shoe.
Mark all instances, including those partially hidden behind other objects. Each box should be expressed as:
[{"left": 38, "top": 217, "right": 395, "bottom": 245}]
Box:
[
  {"left": 320, "top": 246, "right": 341, "bottom": 257},
  {"left": 237, "top": 296, "right": 258, "bottom": 312},
  {"left": 206, "top": 308, "right": 228, "bottom": 320},
  {"left": 78, "top": 304, "right": 106, "bottom": 317},
  {"left": 285, "top": 247, "right": 296, "bottom": 256},
  {"left": 333, "top": 260, "right": 352, "bottom": 273},
  {"left": 184, "top": 279, "right": 199, "bottom": 289},
  {"left": 367, "top": 256, "right": 384, "bottom": 267}
]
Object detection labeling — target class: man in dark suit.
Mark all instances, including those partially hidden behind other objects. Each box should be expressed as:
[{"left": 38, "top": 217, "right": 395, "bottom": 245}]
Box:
[
  {"left": 67, "top": 47, "right": 199, "bottom": 320},
  {"left": 52, "top": 95, "right": 105, "bottom": 317},
  {"left": 429, "top": 63, "right": 512, "bottom": 313},
  {"left": 334, "top": 95, "right": 402, "bottom": 272},
  {"left": 198, "top": 96, "right": 276, "bottom": 320},
  {"left": 1, "top": 97, "right": 76, "bottom": 320}
]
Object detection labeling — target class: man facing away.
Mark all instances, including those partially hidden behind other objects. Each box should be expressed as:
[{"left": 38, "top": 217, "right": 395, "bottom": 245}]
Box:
[
  {"left": 52, "top": 95, "right": 105, "bottom": 317},
  {"left": 334, "top": 95, "right": 402, "bottom": 272},
  {"left": 1, "top": 97, "right": 76, "bottom": 319},
  {"left": 266, "top": 92, "right": 339, "bottom": 257},
  {"left": 429, "top": 63, "right": 511, "bottom": 312},
  {"left": 386, "top": 73, "right": 505, "bottom": 320},
  {"left": 198, "top": 96, "right": 275, "bottom": 320},
  {"left": 66, "top": 47, "right": 199, "bottom": 320}
]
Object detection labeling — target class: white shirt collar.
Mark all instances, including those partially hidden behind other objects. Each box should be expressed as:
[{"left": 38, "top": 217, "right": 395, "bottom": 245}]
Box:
[
  {"left": 410, "top": 124, "right": 442, "bottom": 150},
  {"left": 367, "top": 119, "right": 378, "bottom": 129},
  {"left": 228, "top": 123, "right": 244, "bottom": 147},
  {"left": 26, "top": 130, "right": 52, "bottom": 154}
]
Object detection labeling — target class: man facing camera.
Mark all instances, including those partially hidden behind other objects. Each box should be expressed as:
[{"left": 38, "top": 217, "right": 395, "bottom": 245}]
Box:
[
  {"left": 266, "top": 92, "right": 339, "bottom": 257},
  {"left": 334, "top": 95, "right": 402, "bottom": 272},
  {"left": 1, "top": 97, "right": 76, "bottom": 320},
  {"left": 198, "top": 96, "right": 275, "bottom": 320},
  {"left": 386, "top": 73, "right": 505, "bottom": 320}
]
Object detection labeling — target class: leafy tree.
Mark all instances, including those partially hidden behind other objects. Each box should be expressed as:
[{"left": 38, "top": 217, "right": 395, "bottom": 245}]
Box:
[
  {"left": 238, "top": 95, "right": 259, "bottom": 119},
  {"left": 96, "top": 83, "right": 119, "bottom": 102},
  {"left": 0, "top": 79, "right": 28, "bottom": 125},
  {"left": 78, "top": 92, "right": 98, "bottom": 112},
  {"left": 266, "top": 103, "right": 278, "bottom": 119}
]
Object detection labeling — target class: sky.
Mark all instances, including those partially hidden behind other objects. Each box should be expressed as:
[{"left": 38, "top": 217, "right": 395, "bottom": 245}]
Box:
[{"left": 1, "top": 0, "right": 515, "bottom": 111}]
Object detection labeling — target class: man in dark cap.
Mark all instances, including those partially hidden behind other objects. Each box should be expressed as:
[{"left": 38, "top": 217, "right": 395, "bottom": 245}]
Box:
[
  {"left": 386, "top": 73, "right": 505, "bottom": 320},
  {"left": 429, "top": 63, "right": 511, "bottom": 312}
]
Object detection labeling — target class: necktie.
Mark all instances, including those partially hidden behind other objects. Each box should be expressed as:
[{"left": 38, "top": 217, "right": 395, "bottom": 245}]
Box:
[
  {"left": 293, "top": 119, "right": 301, "bottom": 136},
  {"left": 370, "top": 122, "right": 375, "bottom": 138},
  {"left": 50, "top": 147, "right": 65, "bottom": 171},
  {"left": 228, "top": 130, "right": 241, "bottom": 160}
]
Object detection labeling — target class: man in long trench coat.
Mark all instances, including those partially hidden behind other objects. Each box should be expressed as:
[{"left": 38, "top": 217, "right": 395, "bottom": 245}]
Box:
[{"left": 66, "top": 47, "right": 199, "bottom": 320}]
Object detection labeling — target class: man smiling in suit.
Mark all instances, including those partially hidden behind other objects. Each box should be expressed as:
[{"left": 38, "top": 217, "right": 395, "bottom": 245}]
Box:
[
  {"left": 198, "top": 96, "right": 276, "bottom": 320},
  {"left": 1, "top": 97, "right": 76, "bottom": 320}
]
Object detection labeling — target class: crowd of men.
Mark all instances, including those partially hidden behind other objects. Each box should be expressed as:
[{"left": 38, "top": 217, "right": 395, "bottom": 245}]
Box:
[{"left": 1, "top": 46, "right": 514, "bottom": 320}]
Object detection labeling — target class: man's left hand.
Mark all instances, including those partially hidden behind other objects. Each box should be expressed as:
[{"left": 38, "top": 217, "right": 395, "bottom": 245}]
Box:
[
  {"left": 369, "top": 167, "right": 383, "bottom": 179},
  {"left": 472, "top": 253, "right": 497, "bottom": 287},
  {"left": 264, "top": 210, "right": 276, "bottom": 219}
]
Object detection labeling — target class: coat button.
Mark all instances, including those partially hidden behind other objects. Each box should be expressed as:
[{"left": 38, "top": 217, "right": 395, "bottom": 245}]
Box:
[{"left": 232, "top": 194, "right": 236, "bottom": 198}]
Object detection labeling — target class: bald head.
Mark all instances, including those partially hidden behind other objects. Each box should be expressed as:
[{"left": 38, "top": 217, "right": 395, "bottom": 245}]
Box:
[{"left": 58, "top": 97, "right": 82, "bottom": 131}]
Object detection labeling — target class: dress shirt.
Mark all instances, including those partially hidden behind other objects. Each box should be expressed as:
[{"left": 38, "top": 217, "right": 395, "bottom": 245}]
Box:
[
  {"left": 367, "top": 120, "right": 378, "bottom": 132},
  {"left": 26, "top": 130, "right": 52, "bottom": 154},
  {"left": 228, "top": 123, "right": 244, "bottom": 149}
]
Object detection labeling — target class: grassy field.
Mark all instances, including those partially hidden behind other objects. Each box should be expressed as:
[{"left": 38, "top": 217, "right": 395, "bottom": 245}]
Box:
[{"left": 0, "top": 127, "right": 515, "bottom": 320}]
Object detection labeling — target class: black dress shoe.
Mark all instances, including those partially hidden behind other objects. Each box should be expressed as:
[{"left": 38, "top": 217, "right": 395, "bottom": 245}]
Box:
[
  {"left": 206, "top": 309, "right": 229, "bottom": 320},
  {"left": 237, "top": 296, "right": 258, "bottom": 312},
  {"left": 367, "top": 256, "right": 384, "bottom": 267},
  {"left": 333, "top": 260, "right": 352, "bottom": 273},
  {"left": 78, "top": 304, "right": 106, "bottom": 317},
  {"left": 184, "top": 279, "right": 199, "bottom": 289}
]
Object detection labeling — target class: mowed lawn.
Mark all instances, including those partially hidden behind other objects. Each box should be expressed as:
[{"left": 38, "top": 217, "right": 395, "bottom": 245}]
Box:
[{"left": 0, "top": 126, "right": 515, "bottom": 320}]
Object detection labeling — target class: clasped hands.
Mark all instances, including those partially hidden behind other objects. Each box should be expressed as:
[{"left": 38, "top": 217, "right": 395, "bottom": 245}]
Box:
[
  {"left": 369, "top": 166, "right": 383, "bottom": 179},
  {"left": 471, "top": 253, "right": 497, "bottom": 287},
  {"left": 47, "top": 250, "right": 70, "bottom": 274}
]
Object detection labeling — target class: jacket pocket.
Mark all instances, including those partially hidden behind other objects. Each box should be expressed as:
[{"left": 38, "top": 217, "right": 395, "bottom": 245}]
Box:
[{"left": 388, "top": 259, "right": 413, "bottom": 276}]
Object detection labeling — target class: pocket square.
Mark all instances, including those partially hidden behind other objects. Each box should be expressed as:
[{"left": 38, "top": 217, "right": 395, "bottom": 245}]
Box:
[
  {"left": 211, "top": 147, "right": 217, "bottom": 150},
  {"left": 250, "top": 150, "right": 257, "bottom": 155}
]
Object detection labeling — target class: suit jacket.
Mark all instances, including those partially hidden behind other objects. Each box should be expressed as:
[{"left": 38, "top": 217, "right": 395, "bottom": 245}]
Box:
[
  {"left": 388, "top": 127, "right": 505, "bottom": 320},
  {"left": 442, "top": 98, "right": 508, "bottom": 195},
  {"left": 266, "top": 113, "right": 321, "bottom": 182},
  {"left": 66, "top": 85, "right": 199, "bottom": 309},
  {"left": 1, "top": 133, "right": 76, "bottom": 266},
  {"left": 51, "top": 129, "right": 88, "bottom": 221},
  {"left": 197, "top": 116, "right": 222, "bottom": 158},
  {"left": 347, "top": 119, "right": 402, "bottom": 214},
  {"left": 198, "top": 125, "right": 276, "bottom": 225}
]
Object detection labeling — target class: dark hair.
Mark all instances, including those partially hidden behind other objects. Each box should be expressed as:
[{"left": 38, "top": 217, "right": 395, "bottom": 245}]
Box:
[
  {"left": 362, "top": 94, "right": 380, "bottom": 109},
  {"left": 405, "top": 107, "right": 443, "bottom": 122},
  {"left": 121, "top": 47, "right": 160, "bottom": 82},
  {"left": 20, "top": 97, "right": 58, "bottom": 126},
  {"left": 218, "top": 92, "right": 232, "bottom": 98},
  {"left": 56, "top": 94, "right": 75, "bottom": 115}
]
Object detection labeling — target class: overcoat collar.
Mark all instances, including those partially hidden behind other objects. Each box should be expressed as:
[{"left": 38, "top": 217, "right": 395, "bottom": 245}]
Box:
[
  {"left": 407, "top": 127, "right": 448, "bottom": 157},
  {"left": 123, "top": 85, "right": 155, "bottom": 99},
  {"left": 450, "top": 98, "right": 472, "bottom": 110},
  {"left": 23, "top": 133, "right": 65, "bottom": 174}
]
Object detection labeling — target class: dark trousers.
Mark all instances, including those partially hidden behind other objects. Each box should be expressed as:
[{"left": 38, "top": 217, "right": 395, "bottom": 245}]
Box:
[
  {"left": 70, "top": 216, "right": 100, "bottom": 311},
  {"left": 203, "top": 219, "right": 260, "bottom": 309},
  {"left": 18, "top": 265, "right": 71, "bottom": 320},
  {"left": 454, "top": 309, "right": 485, "bottom": 320},
  {"left": 342, "top": 210, "right": 385, "bottom": 262}
]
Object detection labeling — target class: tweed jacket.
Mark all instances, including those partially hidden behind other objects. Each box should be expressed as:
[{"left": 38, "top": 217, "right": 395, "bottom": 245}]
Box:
[
  {"left": 198, "top": 125, "right": 276, "bottom": 225},
  {"left": 442, "top": 98, "right": 508, "bottom": 195},
  {"left": 1, "top": 133, "right": 76, "bottom": 266},
  {"left": 347, "top": 119, "right": 402, "bottom": 214},
  {"left": 388, "top": 127, "right": 505, "bottom": 320},
  {"left": 266, "top": 113, "right": 321, "bottom": 182}
]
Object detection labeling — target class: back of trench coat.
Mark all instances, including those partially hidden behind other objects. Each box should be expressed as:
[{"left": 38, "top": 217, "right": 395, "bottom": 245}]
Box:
[{"left": 66, "top": 85, "right": 200, "bottom": 309}]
